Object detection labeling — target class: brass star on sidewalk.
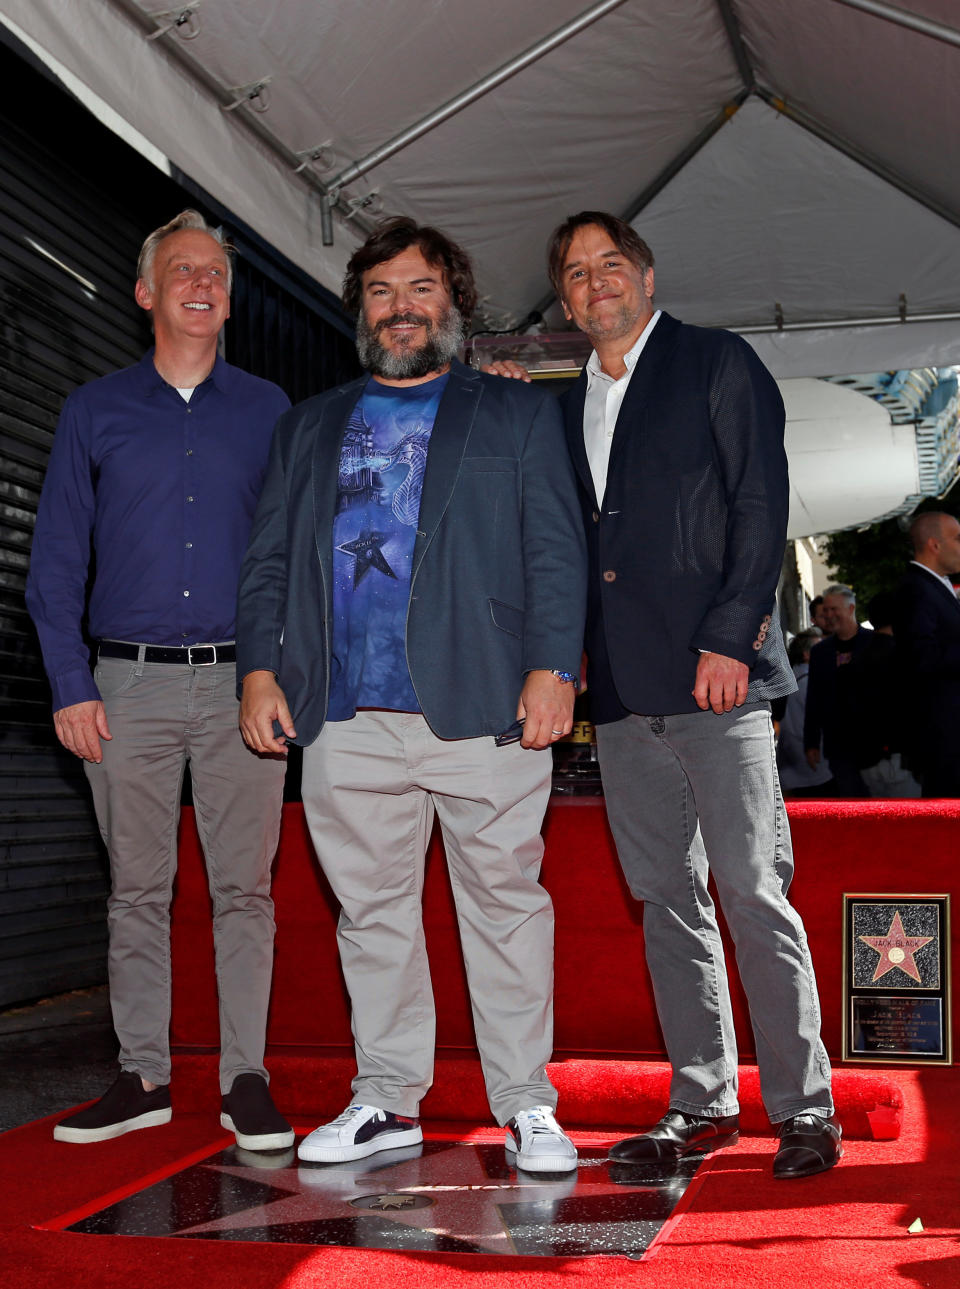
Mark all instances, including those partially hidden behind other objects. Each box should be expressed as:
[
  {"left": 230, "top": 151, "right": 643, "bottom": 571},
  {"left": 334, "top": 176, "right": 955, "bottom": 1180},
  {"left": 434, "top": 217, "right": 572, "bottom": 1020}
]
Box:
[
  {"left": 366, "top": 1193, "right": 418, "bottom": 1210},
  {"left": 859, "top": 911, "right": 933, "bottom": 984}
]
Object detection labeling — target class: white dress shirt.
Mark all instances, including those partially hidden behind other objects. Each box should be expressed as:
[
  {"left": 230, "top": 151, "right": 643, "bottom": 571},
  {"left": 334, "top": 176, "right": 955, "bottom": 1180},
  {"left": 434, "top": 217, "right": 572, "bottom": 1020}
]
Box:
[{"left": 582, "top": 309, "right": 661, "bottom": 503}]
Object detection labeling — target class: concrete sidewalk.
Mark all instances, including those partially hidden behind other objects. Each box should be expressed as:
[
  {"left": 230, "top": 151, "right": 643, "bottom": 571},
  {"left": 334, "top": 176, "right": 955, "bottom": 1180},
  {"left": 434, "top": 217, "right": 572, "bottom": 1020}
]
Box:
[{"left": 0, "top": 987, "right": 117, "bottom": 1133}]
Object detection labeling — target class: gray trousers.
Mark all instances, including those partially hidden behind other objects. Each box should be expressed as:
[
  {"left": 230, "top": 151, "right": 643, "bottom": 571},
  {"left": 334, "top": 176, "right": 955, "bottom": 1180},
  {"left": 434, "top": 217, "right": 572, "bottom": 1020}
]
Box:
[
  {"left": 85, "top": 655, "right": 285, "bottom": 1092},
  {"left": 301, "top": 710, "right": 557, "bottom": 1126},
  {"left": 597, "top": 703, "right": 833, "bottom": 1124}
]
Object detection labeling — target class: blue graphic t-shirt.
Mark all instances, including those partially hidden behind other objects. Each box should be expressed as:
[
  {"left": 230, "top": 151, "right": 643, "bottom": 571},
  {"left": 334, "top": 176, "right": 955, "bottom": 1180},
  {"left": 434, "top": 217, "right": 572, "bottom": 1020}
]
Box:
[{"left": 327, "top": 373, "right": 448, "bottom": 720}]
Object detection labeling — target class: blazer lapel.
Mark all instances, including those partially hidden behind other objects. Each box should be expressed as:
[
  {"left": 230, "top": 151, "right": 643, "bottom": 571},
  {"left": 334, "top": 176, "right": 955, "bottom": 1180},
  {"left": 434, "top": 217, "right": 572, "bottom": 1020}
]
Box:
[
  {"left": 311, "top": 378, "right": 366, "bottom": 581},
  {"left": 913, "top": 563, "right": 960, "bottom": 614},
  {"left": 607, "top": 310, "right": 681, "bottom": 478},
  {"left": 412, "top": 360, "right": 481, "bottom": 576}
]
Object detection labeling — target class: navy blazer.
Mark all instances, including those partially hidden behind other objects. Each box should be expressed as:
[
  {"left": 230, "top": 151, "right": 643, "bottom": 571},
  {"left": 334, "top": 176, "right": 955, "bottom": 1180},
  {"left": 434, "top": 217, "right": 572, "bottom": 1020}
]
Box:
[
  {"left": 894, "top": 562, "right": 960, "bottom": 763},
  {"left": 563, "top": 311, "right": 794, "bottom": 720},
  {"left": 236, "top": 360, "right": 586, "bottom": 745}
]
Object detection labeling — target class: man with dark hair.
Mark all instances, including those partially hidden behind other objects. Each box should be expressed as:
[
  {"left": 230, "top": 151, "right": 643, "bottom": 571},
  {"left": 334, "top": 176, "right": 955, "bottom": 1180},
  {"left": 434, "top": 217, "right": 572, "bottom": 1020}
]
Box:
[
  {"left": 26, "top": 211, "right": 293, "bottom": 1150},
  {"left": 894, "top": 510, "right": 960, "bottom": 796},
  {"left": 237, "top": 217, "right": 586, "bottom": 1172},
  {"left": 809, "top": 596, "right": 831, "bottom": 635},
  {"left": 547, "top": 210, "right": 839, "bottom": 1179}
]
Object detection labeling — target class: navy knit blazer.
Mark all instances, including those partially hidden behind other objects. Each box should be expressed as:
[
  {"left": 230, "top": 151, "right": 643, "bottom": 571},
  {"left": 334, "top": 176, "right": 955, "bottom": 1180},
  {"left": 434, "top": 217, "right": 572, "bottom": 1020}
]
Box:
[{"left": 563, "top": 311, "right": 794, "bottom": 721}]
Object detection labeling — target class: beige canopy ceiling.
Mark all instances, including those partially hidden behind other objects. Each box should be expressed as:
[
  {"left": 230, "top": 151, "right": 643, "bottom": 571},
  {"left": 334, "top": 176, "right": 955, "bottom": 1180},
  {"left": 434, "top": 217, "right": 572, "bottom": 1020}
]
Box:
[{"left": 3, "top": 0, "right": 960, "bottom": 377}]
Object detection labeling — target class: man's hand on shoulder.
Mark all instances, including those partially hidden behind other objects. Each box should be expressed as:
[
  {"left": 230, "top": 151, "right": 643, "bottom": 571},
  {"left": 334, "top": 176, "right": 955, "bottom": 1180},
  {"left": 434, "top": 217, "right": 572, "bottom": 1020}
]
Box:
[
  {"left": 693, "top": 652, "right": 749, "bottom": 714},
  {"left": 240, "top": 670, "right": 296, "bottom": 754},
  {"left": 480, "top": 359, "right": 532, "bottom": 383},
  {"left": 54, "top": 700, "right": 111, "bottom": 763},
  {"left": 517, "top": 670, "right": 575, "bottom": 749}
]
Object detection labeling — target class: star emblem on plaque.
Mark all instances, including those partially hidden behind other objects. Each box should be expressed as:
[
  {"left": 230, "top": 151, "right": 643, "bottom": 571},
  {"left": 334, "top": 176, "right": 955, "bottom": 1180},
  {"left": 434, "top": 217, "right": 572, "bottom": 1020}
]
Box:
[
  {"left": 858, "top": 911, "right": 934, "bottom": 984},
  {"left": 843, "top": 895, "right": 951, "bottom": 1064}
]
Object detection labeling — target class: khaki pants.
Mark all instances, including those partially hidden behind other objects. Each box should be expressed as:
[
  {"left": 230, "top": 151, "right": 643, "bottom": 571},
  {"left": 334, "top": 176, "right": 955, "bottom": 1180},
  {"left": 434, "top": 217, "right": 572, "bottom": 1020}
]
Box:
[
  {"left": 86, "top": 655, "right": 285, "bottom": 1092},
  {"left": 301, "top": 710, "right": 557, "bottom": 1125}
]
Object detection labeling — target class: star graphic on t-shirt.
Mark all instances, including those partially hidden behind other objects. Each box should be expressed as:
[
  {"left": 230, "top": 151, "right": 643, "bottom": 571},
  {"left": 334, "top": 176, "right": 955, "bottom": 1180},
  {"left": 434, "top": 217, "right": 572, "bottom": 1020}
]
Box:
[
  {"left": 859, "top": 911, "right": 933, "bottom": 984},
  {"left": 337, "top": 529, "right": 398, "bottom": 586}
]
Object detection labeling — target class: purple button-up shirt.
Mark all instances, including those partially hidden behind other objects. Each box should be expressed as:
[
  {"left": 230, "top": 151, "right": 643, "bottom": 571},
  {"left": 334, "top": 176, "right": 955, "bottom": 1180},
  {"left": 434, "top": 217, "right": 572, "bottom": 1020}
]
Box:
[{"left": 26, "top": 350, "right": 289, "bottom": 711}]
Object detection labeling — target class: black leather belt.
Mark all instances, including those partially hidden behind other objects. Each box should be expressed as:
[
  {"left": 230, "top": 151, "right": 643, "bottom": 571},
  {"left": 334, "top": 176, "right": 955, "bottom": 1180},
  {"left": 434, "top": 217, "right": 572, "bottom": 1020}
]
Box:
[{"left": 98, "top": 640, "right": 236, "bottom": 666}]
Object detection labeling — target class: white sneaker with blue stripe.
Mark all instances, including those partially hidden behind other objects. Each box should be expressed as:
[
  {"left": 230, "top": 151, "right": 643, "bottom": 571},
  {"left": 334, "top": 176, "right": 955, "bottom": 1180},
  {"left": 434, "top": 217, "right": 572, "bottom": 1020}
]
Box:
[
  {"left": 505, "top": 1105, "right": 578, "bottom": 1172},
  {"left": 297, "top": 1103, "right": 423, "bottom": 1163}
]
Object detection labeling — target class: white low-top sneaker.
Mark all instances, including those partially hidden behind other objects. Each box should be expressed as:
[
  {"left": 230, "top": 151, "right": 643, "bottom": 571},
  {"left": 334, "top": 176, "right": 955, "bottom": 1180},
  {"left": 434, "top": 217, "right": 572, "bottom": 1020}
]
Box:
[
  {"left": 505, "top": 1105, "right": 578, "bottom": 1173},
  {"left": 297, "top": 1103, "right": 423, "bottom": 1163}
]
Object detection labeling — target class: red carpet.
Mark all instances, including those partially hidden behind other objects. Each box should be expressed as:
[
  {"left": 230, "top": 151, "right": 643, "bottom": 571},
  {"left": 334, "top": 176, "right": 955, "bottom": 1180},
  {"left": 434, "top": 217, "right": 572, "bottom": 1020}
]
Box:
[
  {"left": 164, "top": 1053, "right": 903, "bottom": 1140},
  {"left": 2, "top": 1066, "right": 957, "bottom": 1288},
  {"left": 170, "top": 799, "right": 960, "bottom": 1063},
  {"left": 4, "top": 797, "right": 956, "bottom": 1285}
]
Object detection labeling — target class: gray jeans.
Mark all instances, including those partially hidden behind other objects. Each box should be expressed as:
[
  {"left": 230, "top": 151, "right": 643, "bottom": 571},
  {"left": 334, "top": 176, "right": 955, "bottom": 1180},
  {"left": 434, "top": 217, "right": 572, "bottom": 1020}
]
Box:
[
  {"left": 598, "top": 702, "right": 833, "bottom": 1124},
  {"left": 85, "top": 655, "right": 285, "bottom": 1092}
]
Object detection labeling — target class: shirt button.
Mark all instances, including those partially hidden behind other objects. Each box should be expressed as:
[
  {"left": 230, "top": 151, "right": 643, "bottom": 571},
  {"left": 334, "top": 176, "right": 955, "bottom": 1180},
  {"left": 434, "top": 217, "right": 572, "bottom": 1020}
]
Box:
[
  {"left": 183, "top": 590, "right": 190, "bottom": 597},
  {"left": 185, "top": 542, "right": 193, "bottom": 549},
  {"left": 186, "top": 449, "right": 193, "bottom": 456},
  {"left": 603, "top": 570, "right": 617, "bottom": 582},
  {"left": 187, "top": 495, "right": 194, "bottom": 502}
]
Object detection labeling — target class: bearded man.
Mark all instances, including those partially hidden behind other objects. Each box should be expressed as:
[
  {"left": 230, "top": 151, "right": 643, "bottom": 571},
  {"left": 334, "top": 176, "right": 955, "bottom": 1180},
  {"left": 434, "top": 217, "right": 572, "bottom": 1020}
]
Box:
[{"left": 236, "top": 217, "right": 586, "bottom": 1173}]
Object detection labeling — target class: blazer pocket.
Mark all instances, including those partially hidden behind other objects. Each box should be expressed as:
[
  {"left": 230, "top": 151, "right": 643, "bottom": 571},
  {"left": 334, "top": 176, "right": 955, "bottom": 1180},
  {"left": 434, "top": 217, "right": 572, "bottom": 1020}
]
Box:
[{"left": 489, "top": 597, "right": 524, "bottom": 637}]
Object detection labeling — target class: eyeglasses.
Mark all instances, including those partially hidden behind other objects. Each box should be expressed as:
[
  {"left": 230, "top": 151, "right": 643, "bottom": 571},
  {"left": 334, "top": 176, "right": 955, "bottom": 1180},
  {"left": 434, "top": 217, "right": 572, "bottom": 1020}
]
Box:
[{"left": 494, "top": 718, "right": 525, "bottom": 747}]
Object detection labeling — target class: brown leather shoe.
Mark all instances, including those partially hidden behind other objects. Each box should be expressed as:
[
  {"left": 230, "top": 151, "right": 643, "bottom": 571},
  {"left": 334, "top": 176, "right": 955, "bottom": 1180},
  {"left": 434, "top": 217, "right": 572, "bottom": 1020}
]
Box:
[
  {"left": 773, "top": 1113, "right": 842, "bottom": 1179},
  {"left": 609, "top": 1109, "right": 740, "bottom": 1162}
]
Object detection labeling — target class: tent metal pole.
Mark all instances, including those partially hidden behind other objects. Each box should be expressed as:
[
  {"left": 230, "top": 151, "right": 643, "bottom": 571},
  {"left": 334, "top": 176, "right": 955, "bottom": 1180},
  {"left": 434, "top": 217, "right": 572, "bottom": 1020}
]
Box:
[
  {"left": 109, "top": 0, "right": 379, "bottom": 241},
  {"left": 734, "top": 309, "right": 960, "bottom": 334},
  {"left": 528, "top": 94, "right": 749, "bottom": 320},
  {"left": 714, "top": 0, "right": 755, "bottom": 89},
  {"left": 324, "top": 0, "right": 632, "bottom": 198},
  {"left": 830, "top": 0, "right": 960, "bottom": 50},
  {"left": 755, "top": 89, "right": 960, "bottom": 233}
]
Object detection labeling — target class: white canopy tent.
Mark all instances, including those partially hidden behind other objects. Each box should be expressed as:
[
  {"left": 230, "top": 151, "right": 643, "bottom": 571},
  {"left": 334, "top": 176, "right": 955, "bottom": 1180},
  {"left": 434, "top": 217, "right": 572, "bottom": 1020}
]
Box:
[
  {"left": 5, "top": 0, "right": 960, "bottom": 376},
  {"left": 3, "top": 0, "right": 959, "bottom": 531}
]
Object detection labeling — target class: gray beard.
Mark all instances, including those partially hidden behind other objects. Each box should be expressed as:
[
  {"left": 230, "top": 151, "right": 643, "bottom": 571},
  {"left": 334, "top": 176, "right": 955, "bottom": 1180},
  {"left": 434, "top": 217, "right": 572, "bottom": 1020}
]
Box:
[
  {"left": 356, "top": 306, "right": 465, "bottom": 379},
  {"left": 579, "top": 302, "right": 642, "bottom": 344}
]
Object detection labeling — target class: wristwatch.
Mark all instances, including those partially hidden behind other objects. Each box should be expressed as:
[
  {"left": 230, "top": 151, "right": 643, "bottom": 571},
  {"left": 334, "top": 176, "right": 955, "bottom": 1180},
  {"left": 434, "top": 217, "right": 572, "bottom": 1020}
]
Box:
[{"left": 550, "top": 670, "right": 579, "bottom": 688}]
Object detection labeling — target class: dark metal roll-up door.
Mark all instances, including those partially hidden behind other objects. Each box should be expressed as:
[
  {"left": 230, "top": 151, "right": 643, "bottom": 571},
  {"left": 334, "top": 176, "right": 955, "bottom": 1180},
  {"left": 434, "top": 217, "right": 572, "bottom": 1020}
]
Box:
[
  {"left": 0, "top": 57, "right": 160, "bottom": 1006},
  {"left": 0, "top": 34, "right": 358, "bottom": 1006}
]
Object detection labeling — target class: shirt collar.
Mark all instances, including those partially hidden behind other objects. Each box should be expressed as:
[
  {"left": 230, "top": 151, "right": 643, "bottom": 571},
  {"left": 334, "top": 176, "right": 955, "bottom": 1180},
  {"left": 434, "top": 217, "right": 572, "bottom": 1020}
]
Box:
[
  {"left": 911, "top": 559, "right": 958, "bottom": 595},
  {"left": 137, "top": 347, "right": 228, "bottom": 396},
  {"left": 585, "top": 309, "right": 661, "bottom": 385}
]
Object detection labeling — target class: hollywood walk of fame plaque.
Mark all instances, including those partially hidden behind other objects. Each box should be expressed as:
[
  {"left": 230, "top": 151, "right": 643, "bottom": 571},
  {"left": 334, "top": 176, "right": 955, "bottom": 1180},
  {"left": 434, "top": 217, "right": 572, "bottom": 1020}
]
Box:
[{"left": 842, "top": 895, "right": 951, "bottom": 1064}]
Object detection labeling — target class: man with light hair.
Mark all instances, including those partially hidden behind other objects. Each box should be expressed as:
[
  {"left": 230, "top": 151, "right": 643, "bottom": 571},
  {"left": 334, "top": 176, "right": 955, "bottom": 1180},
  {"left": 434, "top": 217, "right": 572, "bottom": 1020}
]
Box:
[
  {"left": 27, "top": 210, "right": 294, "bottom": 1149},
  {"left": 894, "top": 510, "right": 960, "bottom": 795},
  {"left": 804, "top": 583, "right": 873, "bottom": 795}
]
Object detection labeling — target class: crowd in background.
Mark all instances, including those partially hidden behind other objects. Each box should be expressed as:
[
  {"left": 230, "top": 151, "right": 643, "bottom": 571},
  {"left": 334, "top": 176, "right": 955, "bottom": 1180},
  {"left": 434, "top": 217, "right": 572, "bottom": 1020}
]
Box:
[{"left": 776, "top": 511, "right": 960, "bottom": 799}]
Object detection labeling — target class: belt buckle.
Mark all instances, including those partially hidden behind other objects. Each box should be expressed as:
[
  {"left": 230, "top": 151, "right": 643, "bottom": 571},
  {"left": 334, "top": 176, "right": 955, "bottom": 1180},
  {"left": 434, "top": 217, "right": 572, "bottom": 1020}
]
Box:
[{"left": 187, "top": 645, "right": 217, "bottom": 666}]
